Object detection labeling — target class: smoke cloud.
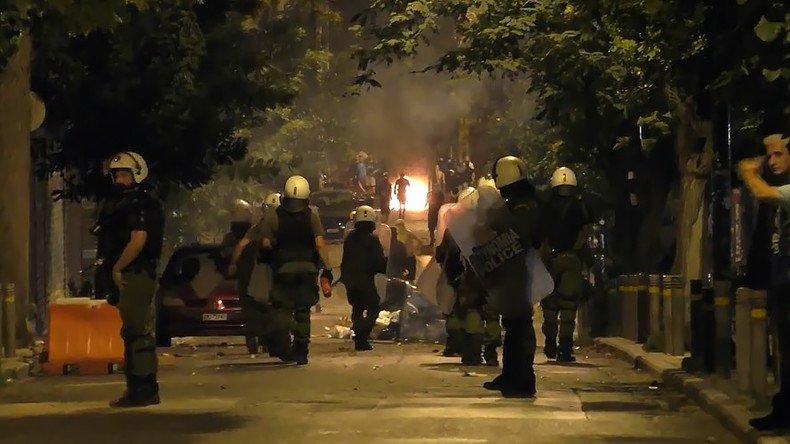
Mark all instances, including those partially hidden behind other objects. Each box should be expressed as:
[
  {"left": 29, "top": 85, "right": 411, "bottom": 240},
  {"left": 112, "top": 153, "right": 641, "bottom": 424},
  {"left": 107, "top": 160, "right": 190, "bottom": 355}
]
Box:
[{"left": 349, "top": 38, "right": 493, "bottom": 176}]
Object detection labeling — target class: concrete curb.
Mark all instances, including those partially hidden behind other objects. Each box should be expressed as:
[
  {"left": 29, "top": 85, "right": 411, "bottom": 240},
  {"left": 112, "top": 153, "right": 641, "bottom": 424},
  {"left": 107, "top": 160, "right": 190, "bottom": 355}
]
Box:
[{"left": 594, "top": 337, "right": 790, "bottom": 444}]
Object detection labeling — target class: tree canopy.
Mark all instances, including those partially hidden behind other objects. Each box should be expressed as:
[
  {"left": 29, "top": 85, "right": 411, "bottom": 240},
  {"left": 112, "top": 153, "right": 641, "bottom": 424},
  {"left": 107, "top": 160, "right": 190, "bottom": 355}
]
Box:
[{"left": 29, "top": 0, "right": 308, "bottom": 200}]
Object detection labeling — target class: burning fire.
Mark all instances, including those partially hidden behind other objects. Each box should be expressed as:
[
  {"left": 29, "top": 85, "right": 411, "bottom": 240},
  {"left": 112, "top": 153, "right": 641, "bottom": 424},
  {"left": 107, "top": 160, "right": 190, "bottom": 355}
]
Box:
[{"left": 390, "top": 176, "right": 429, "bottom": 212}]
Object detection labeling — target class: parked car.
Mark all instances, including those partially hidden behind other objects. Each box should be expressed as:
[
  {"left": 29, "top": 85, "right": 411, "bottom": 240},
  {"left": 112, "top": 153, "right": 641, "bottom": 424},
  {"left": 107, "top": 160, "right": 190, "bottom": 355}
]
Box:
[
  {"left": 311, "top": 189, "right": 372, "bottom": 242},
  {"left": 155, "top": 244, "right": 245, "bottom": 347}
]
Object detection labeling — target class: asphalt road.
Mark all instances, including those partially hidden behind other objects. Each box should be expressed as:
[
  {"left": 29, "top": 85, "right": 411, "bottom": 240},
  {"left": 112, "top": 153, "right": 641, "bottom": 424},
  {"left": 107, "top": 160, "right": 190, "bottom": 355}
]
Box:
[{"left": 0, "top": 213, "right": 740, "bottom": 444}]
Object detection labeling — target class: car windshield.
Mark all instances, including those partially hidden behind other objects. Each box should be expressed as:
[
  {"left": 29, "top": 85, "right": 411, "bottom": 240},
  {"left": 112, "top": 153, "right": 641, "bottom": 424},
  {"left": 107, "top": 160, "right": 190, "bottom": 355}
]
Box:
[
  {"left": 312, "top": 190, "right": 357, "bottom": 212},
  {"left": 161, "top": 247, "right": 232, "bottom": 299}
]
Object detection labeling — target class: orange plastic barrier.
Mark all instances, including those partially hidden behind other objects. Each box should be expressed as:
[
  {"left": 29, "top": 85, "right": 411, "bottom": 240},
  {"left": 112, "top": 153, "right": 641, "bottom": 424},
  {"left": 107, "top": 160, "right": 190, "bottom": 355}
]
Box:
[{"left": 41, "top": 299, "right": 124, "bottom": 376}]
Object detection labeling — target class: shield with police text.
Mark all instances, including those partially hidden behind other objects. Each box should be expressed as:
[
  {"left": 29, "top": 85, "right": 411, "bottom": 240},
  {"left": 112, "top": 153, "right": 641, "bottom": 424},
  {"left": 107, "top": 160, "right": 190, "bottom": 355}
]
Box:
[{"left": 445, "top": 187, "right": 530, "bottom": 314}]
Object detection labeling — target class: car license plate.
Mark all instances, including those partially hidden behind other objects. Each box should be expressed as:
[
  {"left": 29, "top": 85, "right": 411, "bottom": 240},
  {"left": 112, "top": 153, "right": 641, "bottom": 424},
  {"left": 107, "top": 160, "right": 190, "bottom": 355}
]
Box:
[
  {"left": 202, "top": 313, "right": 228, "bottom": 321},
  {"left": 327, "top": 228, "right": 339, "bottom": 234}
]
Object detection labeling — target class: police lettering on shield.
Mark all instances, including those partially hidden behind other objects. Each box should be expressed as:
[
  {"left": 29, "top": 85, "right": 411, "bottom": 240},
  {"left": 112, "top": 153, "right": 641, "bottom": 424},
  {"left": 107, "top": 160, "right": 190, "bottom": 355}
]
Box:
[{"left": 470, "top": 229, "right": 525, "bottom": 275}]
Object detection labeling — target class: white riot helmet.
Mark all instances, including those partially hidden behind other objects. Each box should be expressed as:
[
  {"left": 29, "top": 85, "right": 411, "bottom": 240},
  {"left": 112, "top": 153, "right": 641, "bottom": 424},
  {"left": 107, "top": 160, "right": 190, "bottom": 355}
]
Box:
[
  {"left": 283, "top": 175, "right": 310, "bottom": 199},
  {"left": 550, "top": 167, "right": 577, "bottom": 188},
  {"left": 264, "top": 192, "right": 281, "bottom": 207},
  {"left": 109, "top": 151, "right": 148, "bottom": 183},
  {"left": 353, "top": 205, "right": 377, "bottom": 223},
  {"left": 230, "top": 198, "right": 253, "bottom": 222},
  {"left": 491, "top": 156, "right": 527, "bottom": 188}
]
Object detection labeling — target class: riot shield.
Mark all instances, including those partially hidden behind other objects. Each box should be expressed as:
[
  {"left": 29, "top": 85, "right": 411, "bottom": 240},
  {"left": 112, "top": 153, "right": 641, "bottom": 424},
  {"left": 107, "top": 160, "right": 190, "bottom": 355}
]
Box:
[
  {"left": 435, "top": 203, "right": 455, "bottom": 246},
  {"left": 445, "top": 186, "right": 531, "bottom": 315},
  {"left": 415, "top": 257, "right": 456, "bottom": 315}
]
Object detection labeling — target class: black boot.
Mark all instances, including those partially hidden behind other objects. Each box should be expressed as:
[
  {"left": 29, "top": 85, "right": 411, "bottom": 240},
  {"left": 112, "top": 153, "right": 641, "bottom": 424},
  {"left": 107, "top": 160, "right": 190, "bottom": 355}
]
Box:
[
  {"left": 354, "top": 335, "right": 373, "bottom": 351},
  {"left": 483, "top": 374, "right": 507, "bottom": 390},
  {"left": 556, "top": 338, "right": 576, "bottom": 363},
  {"left": 292, "top": 341, "right": 309, "bottom": 366},
  {"left": 245, "top": 335, "right": 258, "bottom": 355},
  {"left": 750, "top": 395, "right": 790, "bottom": 431},
  {"left": 544, "top": 341, "right": 557, "bottom": 360},
  {"left": 483, "top": 344, "right": 499, "bottom": 367},
  {"left": 272, "top": 333, "right": 294, "bottom": 362},
  {"left": 461, "top": 334, "right": 484, "bottom": 366},
  {"left": 443, "top": 332, "right": 463, "bottom": 357},
  {"left": 110, "top": 375, "right": 160, "bottom": 408}
]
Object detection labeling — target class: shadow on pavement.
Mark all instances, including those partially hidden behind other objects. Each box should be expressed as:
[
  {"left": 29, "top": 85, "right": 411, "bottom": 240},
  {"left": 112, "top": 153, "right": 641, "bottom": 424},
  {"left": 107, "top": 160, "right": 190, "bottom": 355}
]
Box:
[
  {"left": 536, "top": 361, "right": 601, "bottom": 369},
  {"left": 3, "top": 411, "right": 250, "bottom": 444},
  {"left": 564, "top": 437, "right": 697, "bottom": 444},
  {"left": 208, "top": 361, "right": 294, "bottom": 372}
]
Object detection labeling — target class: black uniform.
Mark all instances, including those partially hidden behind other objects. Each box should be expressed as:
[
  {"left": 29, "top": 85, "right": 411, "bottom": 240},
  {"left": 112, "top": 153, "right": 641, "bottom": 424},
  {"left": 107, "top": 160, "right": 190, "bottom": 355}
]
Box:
[{"left": 341, "top": 221, "right": 387, "bottom": 350}]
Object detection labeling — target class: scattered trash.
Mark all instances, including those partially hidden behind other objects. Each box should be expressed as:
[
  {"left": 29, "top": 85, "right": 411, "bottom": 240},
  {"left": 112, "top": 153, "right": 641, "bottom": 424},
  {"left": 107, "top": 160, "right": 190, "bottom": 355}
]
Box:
[
  {"left": 326, "top": 325, "right": 353, "bottom": 339},
  {"left": 216, "top": 351, "right": 225, "bottom": 357},
  {"left": 221, "top": 342, "right": 228, "bottom": 346},
  {"left": 432, "top": 349, "right": 440, "bottom": 353},
  {"left": 353, "top": 387, "right": 358, "bottom": 391},
  {"left": 220, "top": 385, "right": 227, "bottom": 390},
  {"left": 191, "top": 372, "right": 197, "bottom": 376},
  {"left": 463, "top": 372, "right": 482, "bottom": 377},
  {"left": 649, "top": 381, "right": 661, "bottom": 390},
  {"left": 250, "top": 354, "right": 257, "bottom": 359},
  {"left": 373, "top": 365, "right": 381, "bottom": 370}
]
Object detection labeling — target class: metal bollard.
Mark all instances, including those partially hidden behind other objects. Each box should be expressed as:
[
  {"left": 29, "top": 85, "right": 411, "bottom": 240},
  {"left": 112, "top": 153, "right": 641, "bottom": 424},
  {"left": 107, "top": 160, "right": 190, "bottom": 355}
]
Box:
[
  {"left": 3, "top": 283, "right": 15, "bottom": 358},
  {"left": 621, "top": 275, "right": 639, "bottom": 342},
  {"left": 750, "top": 290, "right": 769, "bottom": 400},
  {"left": 714, "top": 280, "right": 732, "bottom": 378},
  {"left": 662, "top": 275, "right": 674, "bottom": 355},
  {"left": 662, "top": 275, "right": 685, "bottom": 356},
  {"left": 734, "top": 288, "right": 751, "bottom": 393},
  {"left": 644, "top": 274, "right": 663, "bottom": 351},
  {"left": 683, "top": 280, "right": 706, "bottom": 372},
  {"left": 637, "top": 274, "right": 650, "bottom": 343},
  {"left": 702, "top": 284, "right": 716, "bottom": 373}
]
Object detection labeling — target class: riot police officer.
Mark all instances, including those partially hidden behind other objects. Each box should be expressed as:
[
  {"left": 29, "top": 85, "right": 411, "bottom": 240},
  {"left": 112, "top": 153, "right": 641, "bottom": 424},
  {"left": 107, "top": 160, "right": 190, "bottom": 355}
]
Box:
[
  {"left": 484, "top": 155, "right": 543, "bottom": 397},
  {"left": 541, "top": 167, "right": 592, "bottom": 362},
  {"left": 98, "top": 152, "right": 165, "bottom": 407},
  {"left": 232, "top": 175, "right": 333, "bottom": 365},
  {"left": 341, "top": 205, "right": 387, "bottom": 350},
  {"left": 222, "top": 199, "right": 267, "bottom": 355}
]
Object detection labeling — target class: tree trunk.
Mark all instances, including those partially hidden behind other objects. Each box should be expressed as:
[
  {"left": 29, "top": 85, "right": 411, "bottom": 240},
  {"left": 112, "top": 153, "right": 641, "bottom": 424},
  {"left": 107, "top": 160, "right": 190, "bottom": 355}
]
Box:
[
  {"left": 0, "top": 32, "right": 32, "bottom": 347},
  {"left": 669, "top": 90, "right": 713, "bottom": 289}
]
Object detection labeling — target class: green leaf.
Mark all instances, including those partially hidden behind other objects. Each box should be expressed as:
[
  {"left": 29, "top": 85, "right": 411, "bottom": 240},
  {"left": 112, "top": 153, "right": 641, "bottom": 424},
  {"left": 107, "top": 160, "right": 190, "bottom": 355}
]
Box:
[
  {"left": 613, "top": 137, "right": 631, "bottom": 151},
  {"left": 763, "top": 68, "right": 782, "bottom": 82},
  {"left": 754, "top": 16, "right": 782, "bottom": 42}
]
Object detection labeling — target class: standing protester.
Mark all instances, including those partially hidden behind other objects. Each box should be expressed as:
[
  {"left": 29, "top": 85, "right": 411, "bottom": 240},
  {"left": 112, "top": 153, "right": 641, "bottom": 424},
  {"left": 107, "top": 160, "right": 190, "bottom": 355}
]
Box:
[
  {"left": 484, "top": 155, "right": 543, "bottom": 398},
  {"left": 376, "top": 171, "right": 392, "bottom": 220},
  {"left": 738, "top": 134, "right": 790, "bottom": 431},
  {"left": 394, "top": 172, "right": 411, "bottom": 219},
  {"left": 99, "top": 152, "right": 165, "bottom": 407},
  {"left": 427, "top": 186, "right": 446, "bottom": 245},
  {"left": 341, "top": 206, "right": 388, "bottom": 351},
  {"left": 540, "top": 167, "right": 592, "bottom": 362},
  {"left": 230, "top": 175, "right": 334, "bottom": 365}
]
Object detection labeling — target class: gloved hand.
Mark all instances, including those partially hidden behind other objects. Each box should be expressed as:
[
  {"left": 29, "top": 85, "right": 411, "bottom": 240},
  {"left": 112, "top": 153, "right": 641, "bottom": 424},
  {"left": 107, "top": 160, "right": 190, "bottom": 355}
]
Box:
[
  {"left": 106, "top": 291, "right": 120, "bottom": 307},
  {"left": 321, "top": 268, "right": 334, "bottom": 283}
]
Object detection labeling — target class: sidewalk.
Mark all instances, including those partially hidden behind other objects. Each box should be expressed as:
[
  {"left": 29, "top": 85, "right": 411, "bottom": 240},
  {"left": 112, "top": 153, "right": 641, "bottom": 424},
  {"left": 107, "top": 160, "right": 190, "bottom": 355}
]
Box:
[
  {"left": 595, "top": 337, "right": 790, "bottom": 444},
  {"left": 1, "top": 349, "right": 35, "bottom": 382}
]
